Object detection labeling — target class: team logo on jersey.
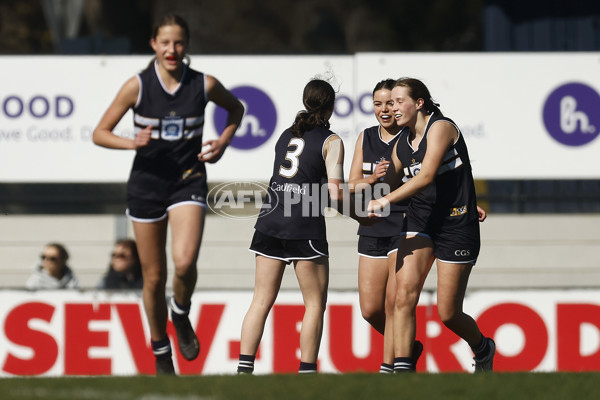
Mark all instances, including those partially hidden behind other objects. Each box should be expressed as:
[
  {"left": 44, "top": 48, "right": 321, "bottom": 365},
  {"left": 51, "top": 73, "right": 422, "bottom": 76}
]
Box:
[
  {"left": 449, "top": 205, "right": 467, "bottom": 217},
  {"left": 207, "top": 181, "right": 278, "bottom": 220},
  {"left": 161, "top": 116, "right": 184, "bottom": 141},
  {"left": 182, "top": 168, "right": 203, "bottom": 180},
  {"left": 542, "top": 82, "right": 600, "bottom": 146},
  {"left": 213, "top": 86, "right": 277, "bottom": 150}
]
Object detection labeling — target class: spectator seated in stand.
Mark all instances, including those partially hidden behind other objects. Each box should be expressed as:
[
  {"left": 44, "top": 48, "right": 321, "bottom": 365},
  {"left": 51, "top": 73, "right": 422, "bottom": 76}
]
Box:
[
  {"left": 96, "top": 238, "right": 143, "bottom": 289},
  {"left": 26, "top": 242, "right": 80, "bottom": 289}
]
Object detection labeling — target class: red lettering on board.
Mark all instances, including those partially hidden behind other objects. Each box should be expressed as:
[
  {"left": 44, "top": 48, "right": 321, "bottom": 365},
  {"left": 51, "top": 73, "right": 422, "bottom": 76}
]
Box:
[
  {"left": 3, "top": 302, "right": 58, "bottom": 375},
  {"left": 477, "top": 303, "right": 548, "bottom": 371},
  {"left": 115, "top": 303, "right": 154, "bottom": 374},
  {"left": 424, "top": 305, "right": 464, "bottom": 372},
  {"left": 273, "top": 305, "right": 305, "bottom": 373},
  {"left": 557, "top": 304, "right": 600, "bottom": 371},
  {"left": 328, "top": 305, "right": 382, "bottom": 372},
  {"left": 64, "top": 303, "right": 111, "bottom": 375}
]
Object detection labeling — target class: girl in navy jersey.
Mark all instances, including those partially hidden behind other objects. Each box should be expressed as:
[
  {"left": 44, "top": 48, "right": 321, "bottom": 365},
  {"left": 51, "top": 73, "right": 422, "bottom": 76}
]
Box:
[
  {"left": 368, "top": 77, "right": 494, "bottom": 373},
  {"left": 348, "top": 79, "right": 422, "bottom": 373},
  {"left": 93, "top": 14, "right": 244, "bottom": 374},
  {"left": 237, "top": 79, "right": 346, "bottom": 374}
]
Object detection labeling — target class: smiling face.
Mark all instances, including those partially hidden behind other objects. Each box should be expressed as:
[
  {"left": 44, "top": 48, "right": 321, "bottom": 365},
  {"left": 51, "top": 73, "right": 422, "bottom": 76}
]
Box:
[
  {"left": 391, "top": 85, "right": 423, "bottom": 127},
  {"left": 150, "top": 24, "right": 188, "bottom": 73},
  {"left": 373, "top": 88, "right": 397, "bottom": 132}
]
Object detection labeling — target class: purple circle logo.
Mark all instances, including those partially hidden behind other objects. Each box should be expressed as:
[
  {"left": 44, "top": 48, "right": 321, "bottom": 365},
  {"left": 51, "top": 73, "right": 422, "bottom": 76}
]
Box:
[
  {"left": 214, "top": 85, "right": 277, "bottom": 149},
  {"left": 543, "top": 82, "right": 600, "bottom": 146}
]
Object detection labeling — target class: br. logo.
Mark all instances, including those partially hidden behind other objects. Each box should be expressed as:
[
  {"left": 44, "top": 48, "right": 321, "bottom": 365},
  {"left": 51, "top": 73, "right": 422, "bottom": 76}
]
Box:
[
  {"left": 213, "top": 86, "right": 277, "bottom": 149},
  {"left": 542, "top": 82, "right": 600, "bottom": 146},
  {"left": 207, "top": 181, "right": 278, "bottom": 220}
]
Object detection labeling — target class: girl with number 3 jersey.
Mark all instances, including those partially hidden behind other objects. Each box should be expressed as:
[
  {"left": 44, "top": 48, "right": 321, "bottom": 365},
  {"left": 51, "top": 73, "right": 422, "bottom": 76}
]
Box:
[{"left": 237, "top": 78, "right": 346, "bottom": 374}]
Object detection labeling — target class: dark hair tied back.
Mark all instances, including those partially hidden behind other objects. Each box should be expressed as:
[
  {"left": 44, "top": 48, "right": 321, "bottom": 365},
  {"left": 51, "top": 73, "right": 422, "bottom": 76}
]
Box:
[
  {"left": 151, "top": 13, "right": 190, "bottom": 42},
  {"left": 372, "top": 79, "right": 396, "bottom": 96},
  {"left": 395, "top": 77, "right": 443, "bottom": 117},
  {"left": 290, "top": 79, "right": 336, "bottom": 137}
]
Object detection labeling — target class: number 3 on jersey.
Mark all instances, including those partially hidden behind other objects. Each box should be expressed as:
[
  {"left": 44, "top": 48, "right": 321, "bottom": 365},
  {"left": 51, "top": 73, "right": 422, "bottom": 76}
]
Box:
[{"left": 279, "top": 137, "right": 305, "bottom": 178}]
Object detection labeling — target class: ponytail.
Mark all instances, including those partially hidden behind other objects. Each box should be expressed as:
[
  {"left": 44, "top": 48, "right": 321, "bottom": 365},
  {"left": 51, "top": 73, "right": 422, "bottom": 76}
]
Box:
[
  {"left": 289, "top": 110, "right": 330, "bottom": 138},
  {"left": 289, "top": 79, "right": 335, "bottom": 137}
]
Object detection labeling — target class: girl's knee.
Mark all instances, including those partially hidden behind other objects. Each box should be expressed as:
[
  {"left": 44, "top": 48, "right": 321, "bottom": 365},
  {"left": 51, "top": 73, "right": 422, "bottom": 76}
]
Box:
[
  {"left": 172, "top": 246, "right": 200, "bottom": 273},
  {"left": 250, "top": 299, "right": 275, "bottom": 317},
  {"left": 394, "top": 285, "right": 420, "bottom": 311},
  {"left": 305, "top": 300, "right": 327, "bottom": 315},
  {"left": 143, "top": 273, "right": 166, "bottom": 292},
  {"left": 438, "top": 306, "right": 460, "bottom": 326},
  {"left": 172, "top": 257, "right": 197, "bottom": 278},
  {"left": 360, "top": 304, "right": 384, "bottom": 323}
]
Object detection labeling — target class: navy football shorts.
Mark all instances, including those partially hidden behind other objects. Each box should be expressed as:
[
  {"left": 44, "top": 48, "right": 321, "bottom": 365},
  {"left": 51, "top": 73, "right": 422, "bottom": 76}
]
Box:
[
  {"left": 249, "top": 230, "right": 329, "bottom": 264},
  {"left": 127, "top": 170, "right": 208, "bottom": 222},
  {"left": 357, "top": 235, "right": 402, "bottom": 258},
  {"left": 432, "top": 221, "right": 480, "bottom": 264},
  {"left": 405, "top": 221, "right": 480, "bottom": 265}
]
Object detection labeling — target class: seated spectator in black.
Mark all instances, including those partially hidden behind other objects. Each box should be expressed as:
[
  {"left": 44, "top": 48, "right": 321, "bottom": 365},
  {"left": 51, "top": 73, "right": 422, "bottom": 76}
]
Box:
[
  {"left": 26, "top": 242, "right": 80, "bottom": 289},
  {"left": 97, "top": 238, "right": 143, "bottom": 289}
]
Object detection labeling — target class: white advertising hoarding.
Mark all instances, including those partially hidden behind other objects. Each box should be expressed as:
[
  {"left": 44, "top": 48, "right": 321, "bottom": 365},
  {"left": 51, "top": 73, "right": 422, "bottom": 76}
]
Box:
[
  {"left": 1, "top": 289, "right": 599, "bottom": 376},
  {"left": 1, "top": 54, "right": 599, "bottom": 182},
  {"left": 0, "top": 55, "right": 355, "bottom": 183},
  {"left": 354, "top": 52, "right": 600, "bottom": 179}
]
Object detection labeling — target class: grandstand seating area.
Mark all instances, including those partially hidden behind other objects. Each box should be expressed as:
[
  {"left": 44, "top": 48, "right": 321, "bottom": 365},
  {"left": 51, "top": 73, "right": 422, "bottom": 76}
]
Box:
[{"left": 2, "top": 213, "right": 599, "bottom": 291}]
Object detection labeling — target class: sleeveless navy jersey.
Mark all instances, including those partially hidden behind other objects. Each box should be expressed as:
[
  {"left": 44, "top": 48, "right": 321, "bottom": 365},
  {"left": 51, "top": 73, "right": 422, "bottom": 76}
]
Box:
[
  {"left": 357, "top": 125, "right": 407, "bottom": 237},
  {"left": 130, "top": 63, "right": 208, "bottom": 184},
  {"left": 396, "top": 113, "right": 478, "bottom": 231},
  {"left": 254, "top": 127, "right": 336, "bottom": 240}
]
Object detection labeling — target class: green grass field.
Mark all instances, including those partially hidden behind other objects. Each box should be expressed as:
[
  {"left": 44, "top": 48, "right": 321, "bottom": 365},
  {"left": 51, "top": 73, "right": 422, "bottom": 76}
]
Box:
[{"left": 1, "top": 373, "right": 599, "bottom": 400}]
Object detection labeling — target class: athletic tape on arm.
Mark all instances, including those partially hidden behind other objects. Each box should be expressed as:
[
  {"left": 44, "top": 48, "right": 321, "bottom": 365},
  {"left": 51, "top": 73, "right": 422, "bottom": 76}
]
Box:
[{"left": 325, "top": 137, "right": 344, "bottom": 181}]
